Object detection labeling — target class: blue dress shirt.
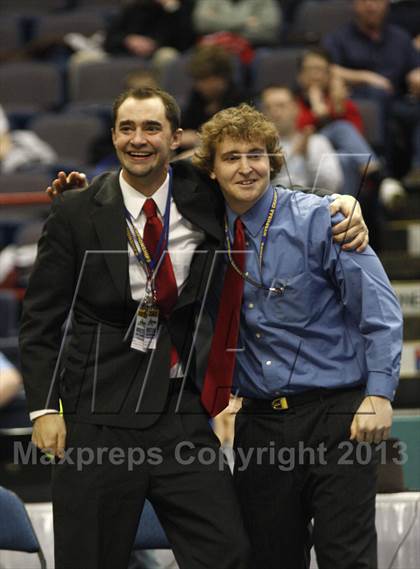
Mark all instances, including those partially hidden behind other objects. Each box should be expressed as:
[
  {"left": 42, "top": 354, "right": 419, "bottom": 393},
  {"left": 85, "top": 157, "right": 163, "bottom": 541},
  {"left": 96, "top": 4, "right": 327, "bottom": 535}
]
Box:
[{"left": 224, "top": 185, "right": 403, "bottom": 401}]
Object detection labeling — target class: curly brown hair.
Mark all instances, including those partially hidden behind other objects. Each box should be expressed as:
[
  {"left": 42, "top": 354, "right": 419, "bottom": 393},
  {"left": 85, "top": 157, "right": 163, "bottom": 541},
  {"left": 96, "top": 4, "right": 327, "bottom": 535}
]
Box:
[{"left": 192, "top": 104, "right": 283, "bottom": 177}]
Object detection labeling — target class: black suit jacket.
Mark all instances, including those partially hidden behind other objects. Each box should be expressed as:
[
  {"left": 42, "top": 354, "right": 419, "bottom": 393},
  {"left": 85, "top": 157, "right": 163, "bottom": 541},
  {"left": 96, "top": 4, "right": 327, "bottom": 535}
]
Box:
[{"left": 19, "top": 161, "right": 224, "bottom": 428}]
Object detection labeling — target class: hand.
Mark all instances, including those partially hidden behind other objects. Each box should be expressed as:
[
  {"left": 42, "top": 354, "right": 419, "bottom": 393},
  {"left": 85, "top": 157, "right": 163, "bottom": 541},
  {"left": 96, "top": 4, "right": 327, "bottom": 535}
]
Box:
[
  {"left": 46, "top": 170, "right": 88, "bottom": 199},
  {"left": 363, "top": 71, "right": 393, "bottom": 93},
  {"left": 292, "top": 127, "right": 314, "bottom": 157},
  {"left": 32, "top": 414, "right": 67, "bottom": 459},
  {"left": 155, "top": 0, "right": 180, "bottom": 10},
  {"left": 329, "top": 76, "right": 348, "bottom": 114},
  {"left": 407, "top": 68, "right": 420, "bottom": 98},
  {"left": 124, "top": 34, "right": 157, "bottom": 57},
  {"left": 350, "top": 396, "right": 393, "bottom": 444},
  {"left": 307, "top": 85, "right": 329, "bottom": 118},
  {"left": 246, "top": 16, "right": 259, "bottom": 29},
  {"left": 330, "top": 195, "right": 369, "bottom": 252}
]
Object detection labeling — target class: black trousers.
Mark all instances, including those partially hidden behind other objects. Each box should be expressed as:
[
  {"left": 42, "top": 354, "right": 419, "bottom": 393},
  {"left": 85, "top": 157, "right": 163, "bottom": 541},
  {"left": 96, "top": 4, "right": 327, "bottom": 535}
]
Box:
[
  {"left": 234, "top": 388, "right": 378, "bottom": 569},
  {"left": 52, "top": 387, "right": 250, "bottom": 569}
]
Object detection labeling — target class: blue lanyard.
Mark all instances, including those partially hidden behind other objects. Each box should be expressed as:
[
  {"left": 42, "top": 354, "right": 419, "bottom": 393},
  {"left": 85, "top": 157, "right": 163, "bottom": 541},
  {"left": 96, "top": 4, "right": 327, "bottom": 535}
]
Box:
[{"left": 124, "top": 167, "right": 173, "bottom": 275}]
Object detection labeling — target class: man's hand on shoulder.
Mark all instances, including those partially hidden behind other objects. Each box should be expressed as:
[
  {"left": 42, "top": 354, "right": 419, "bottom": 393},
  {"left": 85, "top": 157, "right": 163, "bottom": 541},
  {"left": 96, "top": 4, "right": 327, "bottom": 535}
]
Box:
[
  {"left": 350, "top": 395, "right": 393, "bottom": 444},
  {"left": 32, "top": 414, "right": 67, "bottom": 459},
  {"left": 46, "top": 170, "right": 88, "bottom": 200},
  {"left": 329, "top": 194, "right": 369, "bottom": 252}
]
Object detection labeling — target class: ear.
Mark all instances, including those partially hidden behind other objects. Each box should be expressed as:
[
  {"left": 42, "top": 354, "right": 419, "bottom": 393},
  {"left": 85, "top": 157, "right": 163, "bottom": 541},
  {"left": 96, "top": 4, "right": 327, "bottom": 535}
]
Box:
[
  {"left": 111, "top": 128, "right": 116, "bottom": 147},
  {"left": 170, "top": 128, "right": 183, "bottom": 151}
]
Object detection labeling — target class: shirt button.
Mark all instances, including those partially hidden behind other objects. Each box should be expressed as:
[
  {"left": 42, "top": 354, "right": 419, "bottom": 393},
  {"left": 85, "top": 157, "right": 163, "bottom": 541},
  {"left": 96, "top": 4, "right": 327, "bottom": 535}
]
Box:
[
  {"left": 266, "top": 360, "right": 272, "bottom": 366},
  {"left": 246, "top": 241, "right": 250, "bottom": 246},
  {"left": 255, "top": 332, "right": 261, "bottom": 339},
  {"left": 248, "top": 303, "right": 254, "bottom": 309},
  {"left": 245, "top": 272, "right": 249, "bottom": 277}
]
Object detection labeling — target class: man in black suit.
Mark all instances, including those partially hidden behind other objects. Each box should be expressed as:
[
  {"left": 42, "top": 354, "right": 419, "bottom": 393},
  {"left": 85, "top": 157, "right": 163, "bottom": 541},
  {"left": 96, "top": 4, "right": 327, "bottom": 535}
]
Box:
[
  {"left": 20, "top": 87, "right": 367, "bottom": 569},
  {"left": 20, "top": 87, "right": 249, "bottom": 569}
]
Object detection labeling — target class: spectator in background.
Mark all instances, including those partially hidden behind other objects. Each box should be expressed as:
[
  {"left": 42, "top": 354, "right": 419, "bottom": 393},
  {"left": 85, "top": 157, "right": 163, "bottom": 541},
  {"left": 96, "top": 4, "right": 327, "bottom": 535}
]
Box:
[
  {"left": 296, "top": 48, "right": 405, "bottom": 250},
  {"left": 193, "top": 0, "right": 282, "bottom": 47},
  {"left": 296, "top": 48, "right": 364, "bottom": 134},
  {"left": 0, "top": 105, "right": 56, "bottom": 173},
  {"left": 261, "top": 85, "right": 343, "bottom": 192},
  {"left": 0, "top": 352, "right": 22, "bottom": 408},
  {"left": 296, "top": 49, "right": 404, "bottom": 196},
  {"left": 323, "top": 0, "right": 420, "bottom": 183},
  {"left": 180, "top": 45, "right": 248, "bottom": 149},
  {"left": 104, "top": 0, "right": 196, "bottom": 71}
]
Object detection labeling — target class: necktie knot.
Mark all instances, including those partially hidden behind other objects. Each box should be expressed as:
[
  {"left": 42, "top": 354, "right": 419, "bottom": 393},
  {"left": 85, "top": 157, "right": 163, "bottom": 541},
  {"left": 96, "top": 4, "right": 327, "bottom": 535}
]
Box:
[
  {"left": 234, "top": 217, "right": 244, "bottom": 238},
  {"left": 143, "top": 198, "right": 157, "bottom": 220}
]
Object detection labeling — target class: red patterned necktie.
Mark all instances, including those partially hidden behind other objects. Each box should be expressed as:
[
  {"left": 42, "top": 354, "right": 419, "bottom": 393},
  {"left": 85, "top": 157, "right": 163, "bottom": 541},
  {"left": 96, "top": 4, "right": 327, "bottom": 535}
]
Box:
[
  {"left": 142, "top": 198, "right": 178, "bottom": 366},
  {"left": 201, "top": 217, "right": 246, "bottom": 416}
]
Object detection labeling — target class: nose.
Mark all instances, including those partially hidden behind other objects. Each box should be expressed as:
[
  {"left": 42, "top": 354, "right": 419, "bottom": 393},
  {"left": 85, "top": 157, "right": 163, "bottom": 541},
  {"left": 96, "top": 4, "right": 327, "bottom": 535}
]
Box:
[
  {"left": 131, "top": 127, "right": 147, "bottom": 145},
  {"left": 238, "top": 155, "right": 252, "bottom": 175}
]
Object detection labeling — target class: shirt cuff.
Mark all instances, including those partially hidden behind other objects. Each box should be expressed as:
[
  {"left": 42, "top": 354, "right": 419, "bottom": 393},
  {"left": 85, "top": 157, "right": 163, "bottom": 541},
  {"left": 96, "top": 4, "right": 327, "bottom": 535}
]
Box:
[
  {"left": 30, "top": 409, "right": 60, "bottom": 422},
  {"left": 365, "top": 371, "right": 397, "bottom": 401}
]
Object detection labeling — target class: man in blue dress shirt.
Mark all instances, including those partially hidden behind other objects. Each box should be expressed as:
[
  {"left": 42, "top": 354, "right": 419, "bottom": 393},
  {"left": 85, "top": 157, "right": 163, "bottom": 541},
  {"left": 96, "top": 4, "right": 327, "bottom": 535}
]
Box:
[{"left": 193, "top": 103, "right": 403, "bottom": 569}]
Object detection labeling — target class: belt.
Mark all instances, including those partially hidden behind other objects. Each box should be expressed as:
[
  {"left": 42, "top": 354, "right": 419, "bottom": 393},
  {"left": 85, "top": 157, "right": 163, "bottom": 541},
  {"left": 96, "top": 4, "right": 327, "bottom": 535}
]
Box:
[{"left": 242, "top": 385, "right": 363, "bottom": 413}]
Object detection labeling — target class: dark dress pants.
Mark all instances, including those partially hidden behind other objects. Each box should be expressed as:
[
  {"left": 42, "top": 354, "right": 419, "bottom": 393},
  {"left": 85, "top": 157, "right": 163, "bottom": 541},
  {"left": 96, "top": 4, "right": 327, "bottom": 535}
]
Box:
[
  {"left": 52, "top": 387, "right": 250, "bottom": 569},
  {"left": 234, "top": 388, "right": 378, "bottom": 569}
]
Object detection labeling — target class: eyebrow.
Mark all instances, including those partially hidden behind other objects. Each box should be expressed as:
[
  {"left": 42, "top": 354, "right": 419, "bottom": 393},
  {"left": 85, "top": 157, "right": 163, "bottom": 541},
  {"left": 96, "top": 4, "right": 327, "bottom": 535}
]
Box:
[
  {"left": 118, "top": 119, "right": 163, "bottom": 128},
  {"left": 221, "top": 148, "right": 266, "bottom": 158}
]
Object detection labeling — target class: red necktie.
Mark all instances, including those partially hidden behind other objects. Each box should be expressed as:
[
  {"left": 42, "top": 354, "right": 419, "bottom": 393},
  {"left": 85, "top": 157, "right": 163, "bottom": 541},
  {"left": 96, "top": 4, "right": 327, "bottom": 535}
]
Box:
[
  {"left": 142, "top": 198, "right": 178, "bottom": 366},
  {"left": 201, "top": 217, "right": 246, "bottom": 416}
]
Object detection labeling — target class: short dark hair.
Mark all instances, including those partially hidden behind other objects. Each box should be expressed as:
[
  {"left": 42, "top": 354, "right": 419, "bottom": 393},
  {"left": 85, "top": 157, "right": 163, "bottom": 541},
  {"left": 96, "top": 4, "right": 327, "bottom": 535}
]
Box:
[
  {"left": 188, "top": 45, "right": 234, "bottom": 81},
  {"left": 297, "top": 46, "right": 332, "bottom": 71},
  {"left": 112, "top": 87, "right": 181, "bottom": 132}
]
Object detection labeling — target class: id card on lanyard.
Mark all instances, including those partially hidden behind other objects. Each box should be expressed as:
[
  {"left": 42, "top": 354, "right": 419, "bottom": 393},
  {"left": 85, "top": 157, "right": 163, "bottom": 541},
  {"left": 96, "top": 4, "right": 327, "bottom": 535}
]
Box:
[{"left": 125, "top": 168, "right": 173, "bottom": 352}]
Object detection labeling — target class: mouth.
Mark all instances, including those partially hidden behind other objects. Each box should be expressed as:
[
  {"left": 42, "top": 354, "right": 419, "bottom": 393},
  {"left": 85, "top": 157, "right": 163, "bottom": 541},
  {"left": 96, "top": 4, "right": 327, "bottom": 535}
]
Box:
[
  {"left": 126, "top": 150, "right": 154, "bottom": 162},
  {"left": 237, "top": 179, "right": 258, "bottom": 187}
]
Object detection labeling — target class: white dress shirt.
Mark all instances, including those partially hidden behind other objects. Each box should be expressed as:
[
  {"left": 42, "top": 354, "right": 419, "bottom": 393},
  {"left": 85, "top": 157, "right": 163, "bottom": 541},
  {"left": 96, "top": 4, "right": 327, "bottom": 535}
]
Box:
[{"left": 30, "top": 170, "right": 206, "bottom": 421}]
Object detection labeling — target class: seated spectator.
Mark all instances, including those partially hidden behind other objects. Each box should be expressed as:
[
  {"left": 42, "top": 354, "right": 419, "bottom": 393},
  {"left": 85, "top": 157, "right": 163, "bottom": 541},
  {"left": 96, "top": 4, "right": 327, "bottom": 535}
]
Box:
[
  {"left": 261, "top": 85, "right": 343, "bottom": 192},
  {"left": 180, "top": 45, "right": 249, "bottom": 149},
  {"left": 295, "top": 48, "right": 404, "bottom": 197},
  {"left": 193, "top": 0, "right": 282, "bottom": 47},
  {"left": 0, "top": 352, "right": 22, "bottom": 408},
  {"left": 296, "top": 48, "right": 406, "bottom": 250},
  {"left": 296, "top": 47, "right": 364, "bottom": 133},
  {"left": 323, "top": 0, "right": 420, "bottom": 183},
  {"left": 0, "top": 106, "right": 56, "bottom": 173},
  {"left": 104, "top": 0, "right": 196, "bottom": 71}
]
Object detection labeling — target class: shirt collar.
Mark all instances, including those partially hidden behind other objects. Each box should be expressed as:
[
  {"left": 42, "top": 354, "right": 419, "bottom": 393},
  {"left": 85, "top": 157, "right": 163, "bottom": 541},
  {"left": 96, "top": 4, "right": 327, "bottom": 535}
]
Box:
[
  {"left": 119, "top": 170, "right": 170, "bottom": 220},
  {"left": 226, "top": 184, "right": 274, "bottom": 238}
]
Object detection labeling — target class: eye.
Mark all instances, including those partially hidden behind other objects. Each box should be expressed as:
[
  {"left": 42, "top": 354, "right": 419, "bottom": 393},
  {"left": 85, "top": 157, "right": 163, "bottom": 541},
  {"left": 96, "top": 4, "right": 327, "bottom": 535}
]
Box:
[
  {"left": 248, "top": 152, "right": 264, "bottom": 160},
  {"left": 145, "top": 124, "right": 161, "bottom": 133}
]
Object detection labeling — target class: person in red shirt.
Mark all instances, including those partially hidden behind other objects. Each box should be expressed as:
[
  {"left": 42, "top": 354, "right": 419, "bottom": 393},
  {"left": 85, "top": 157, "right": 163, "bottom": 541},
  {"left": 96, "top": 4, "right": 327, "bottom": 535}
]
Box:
[
  {"left": 296, "top": 48, "right": 364, "bottom": 134},
  {"left": 294, "top": 47, "right": 405, "bottom": 251}
]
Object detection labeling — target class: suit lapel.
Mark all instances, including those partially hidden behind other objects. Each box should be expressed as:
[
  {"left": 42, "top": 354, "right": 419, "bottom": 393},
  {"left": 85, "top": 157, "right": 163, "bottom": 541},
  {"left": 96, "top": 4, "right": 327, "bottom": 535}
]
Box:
[
  {"left": 171, "top": 169, "right": 223, "bottom": 243},
  {"left": 171, "top": 168, "right": 224, "bottom": 313},
  {"left": 90, "top": 172, "right": 130, "bottom": 302}
]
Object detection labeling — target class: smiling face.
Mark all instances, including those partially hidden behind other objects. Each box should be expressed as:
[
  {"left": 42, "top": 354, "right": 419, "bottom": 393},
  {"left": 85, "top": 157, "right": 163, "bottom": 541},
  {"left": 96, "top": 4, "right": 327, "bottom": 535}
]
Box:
[
  {"left": 112, "top": 96, "right": 182, "bottom": 194},
  {"left": 210, "top": 137, "right": 271, "bottom": 215}
]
